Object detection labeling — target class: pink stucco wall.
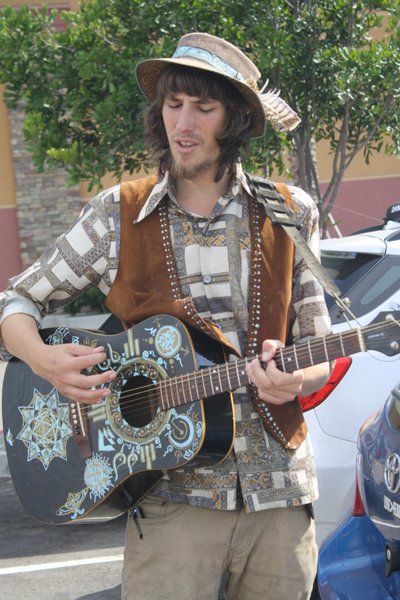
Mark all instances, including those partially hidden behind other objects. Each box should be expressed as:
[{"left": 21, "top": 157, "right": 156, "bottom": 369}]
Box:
[{"left": 323, "top": 176, "right": 400, "bottom": 237}]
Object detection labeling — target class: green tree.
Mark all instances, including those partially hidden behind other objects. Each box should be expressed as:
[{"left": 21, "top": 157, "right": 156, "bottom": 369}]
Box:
[
  {"left": 0, "top": 0, "right": 399, "bottom": 232},
  {"left": 254, "top": 0, "right": 400, "bottom": 230}
]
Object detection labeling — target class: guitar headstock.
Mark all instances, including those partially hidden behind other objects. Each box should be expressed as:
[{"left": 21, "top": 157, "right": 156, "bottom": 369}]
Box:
[{"left": 364, "top": 311, "right": 400, "bottom": 357}]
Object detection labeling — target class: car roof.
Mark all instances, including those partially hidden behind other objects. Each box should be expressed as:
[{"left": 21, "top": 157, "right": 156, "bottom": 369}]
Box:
[{"left": 321, "top": 226, "right": 400, "bottom": 256}]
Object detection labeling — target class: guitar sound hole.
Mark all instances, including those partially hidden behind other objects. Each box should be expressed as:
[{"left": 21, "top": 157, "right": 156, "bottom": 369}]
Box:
[{"left": 119, "top": 374, "right": 159, "bottom": 429}]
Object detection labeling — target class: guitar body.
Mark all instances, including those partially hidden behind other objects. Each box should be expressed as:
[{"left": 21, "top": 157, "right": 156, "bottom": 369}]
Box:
[{"left": 2, "top": 315, "right": 234, "bottom": 524}]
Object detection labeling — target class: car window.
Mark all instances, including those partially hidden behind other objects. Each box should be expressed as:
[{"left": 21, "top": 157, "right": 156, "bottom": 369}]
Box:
[
  {"left": 321, "top": 252, "right": 379, "bottom": 299},
  {"left": 361, "top": 265, "right": 400, "bottom": 307},
  {"left": 320, "top": 251, "right": 381, "bottom": 311},
  {"left": 387, "top": 387, "right": 400, "bottom": 431},
  {"left": 321, "top": 253, "right": 400, "bottom": 324}
]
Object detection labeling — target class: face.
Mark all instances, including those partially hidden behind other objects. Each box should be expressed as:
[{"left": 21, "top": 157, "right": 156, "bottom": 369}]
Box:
[{"left": 162, "top": 91, "right": 226, "bottom": 180}]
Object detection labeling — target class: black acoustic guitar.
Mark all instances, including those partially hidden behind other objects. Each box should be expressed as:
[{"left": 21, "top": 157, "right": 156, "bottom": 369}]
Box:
[{"left": 2, "top": 312, "right": 400, "bottom": 524}]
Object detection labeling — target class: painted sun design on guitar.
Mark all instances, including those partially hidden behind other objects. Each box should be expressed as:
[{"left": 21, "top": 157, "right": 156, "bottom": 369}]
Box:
[
  {"left": 17, "top": 388, "right": 72, "bottom": 470},
  {"left": 154, "top": 324, "right": 182, "bottom": 358},
  {"left": 56, "top": 453, "right": 113, "bottom": 519},
  {"left": 84, "top": 453, "right": 113, "bottom": 500}
]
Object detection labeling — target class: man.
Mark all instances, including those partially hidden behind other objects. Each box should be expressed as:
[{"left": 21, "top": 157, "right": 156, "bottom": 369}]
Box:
[{"left": 0, "top": 33, "right": 331, "bottom": 599}]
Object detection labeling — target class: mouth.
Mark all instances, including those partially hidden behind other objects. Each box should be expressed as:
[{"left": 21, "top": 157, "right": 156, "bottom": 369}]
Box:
[
  {"left": 173, "top": 138, "right": 200, "bottom": 154},
  {"left": 178, "top": 140, "right": 196, "bottom": 147}
]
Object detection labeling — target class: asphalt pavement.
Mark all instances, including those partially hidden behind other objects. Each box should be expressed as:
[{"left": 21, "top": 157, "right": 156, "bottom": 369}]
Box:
[
  {"left": 0, "top": 360, "right": 126, "bottom": 600},
  {"left": 0, "top": 473, "right": 126, "bottom": 599}
]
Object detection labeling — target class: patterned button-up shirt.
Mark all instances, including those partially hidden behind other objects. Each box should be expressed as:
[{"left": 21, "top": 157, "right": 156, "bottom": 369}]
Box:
[{"left": 0, "top": 165, "right": 331, "bottom": 512}]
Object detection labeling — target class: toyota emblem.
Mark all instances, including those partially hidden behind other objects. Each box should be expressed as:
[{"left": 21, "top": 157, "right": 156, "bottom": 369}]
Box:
[{"left": 385, "top": 453, "right": 400, "bottom": 494}]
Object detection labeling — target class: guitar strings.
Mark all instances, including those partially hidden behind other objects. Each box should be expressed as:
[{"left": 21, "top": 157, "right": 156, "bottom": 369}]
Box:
[
  {"left": 103, "top": 331, "right": 400, "bottom": 426},
  {"left": 73, "top": 319, "right": 400, "bottom": 422},
  {"left": 105, "top": 317, "right": 400, "bottom": 409},
  {"left": 74, "top": 319, "right": 400, "bottom": 421}
]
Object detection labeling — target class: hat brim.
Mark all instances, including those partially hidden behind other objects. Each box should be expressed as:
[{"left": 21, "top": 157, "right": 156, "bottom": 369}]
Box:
[{"left": 136, "top": 57, "right": 266, "bottom": 138}]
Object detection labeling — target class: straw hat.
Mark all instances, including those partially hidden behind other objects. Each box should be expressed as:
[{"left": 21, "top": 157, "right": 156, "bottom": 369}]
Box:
[{"left": 136, "top": 32, "right": 300, "bottom": 138}]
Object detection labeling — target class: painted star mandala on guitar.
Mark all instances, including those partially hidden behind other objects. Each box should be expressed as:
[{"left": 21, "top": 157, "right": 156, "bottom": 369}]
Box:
[{"left": 17, "top": 388, "right": 72, "bottom": 470}]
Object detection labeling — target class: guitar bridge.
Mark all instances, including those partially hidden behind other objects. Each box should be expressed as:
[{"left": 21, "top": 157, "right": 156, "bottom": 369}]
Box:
[{"left": 69, "top": 401, "right": 92, "bottom": 458}]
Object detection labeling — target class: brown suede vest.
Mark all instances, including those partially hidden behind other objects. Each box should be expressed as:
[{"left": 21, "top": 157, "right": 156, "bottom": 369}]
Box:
[{"left": 105, "top": 175, "right": 307, "bottom": 449}]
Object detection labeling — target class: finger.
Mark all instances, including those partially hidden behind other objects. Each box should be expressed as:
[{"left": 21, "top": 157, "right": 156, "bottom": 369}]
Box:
[
  {"left": 66, "top": 386, "right": 111, "bottom": 405},
  {"left": 72, "top": 350, "right": 109, "bottom": 371},
  {"left": 260, "top": 339, "right": 283, "bottom": 362},
  {"left": 246, "top": 358, "right": 303, "bottom": 395},
  {"left": 65, "top": 343, "right": 106, "bottom": 357},
  {"left": 245, "top": 358, "right": 264, "bottom": 388},
  {"left": 246, "top": 356, "right": 273, "bottom": 387},
  {"left": 50, "top": 344, "right": 107, "bottom": 373},
  {"left": 74, "top": 369, "right": 116, "bottom": 389},
  {"left": 263, "top": 359, "right": 304, "bottom": 386}
]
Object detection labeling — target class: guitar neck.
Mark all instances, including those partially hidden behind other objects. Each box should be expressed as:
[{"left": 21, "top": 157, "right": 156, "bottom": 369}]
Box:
[
  {"left": 275, "top": 327, "right": 365, "bottom": 372},
  {"left": 159, "top": 327, "right": 366, "bottom": 410}
]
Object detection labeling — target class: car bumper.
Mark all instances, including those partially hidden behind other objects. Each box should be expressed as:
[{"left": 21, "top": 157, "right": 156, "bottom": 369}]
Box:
[
  {"left": 318, "top": 514, "right": 399, "bottom": 599},
  {"left": 305, "top": 410, "right": 358, "bottom": 545}
]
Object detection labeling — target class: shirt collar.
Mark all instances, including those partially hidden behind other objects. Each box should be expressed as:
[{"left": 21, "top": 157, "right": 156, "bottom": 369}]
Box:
[{"left": 133, "top": 163, "right": 249, "bottom": 224}]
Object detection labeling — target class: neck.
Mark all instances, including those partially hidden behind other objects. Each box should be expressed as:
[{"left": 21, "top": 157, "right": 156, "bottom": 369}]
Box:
[{"left": 174, "top": 170, "right": 231, "bottom": 218}]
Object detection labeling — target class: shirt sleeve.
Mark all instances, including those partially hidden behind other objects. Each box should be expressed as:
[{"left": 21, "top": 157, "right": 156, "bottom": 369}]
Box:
[
  {"left": 0, "top": 185, "right": 120, "bottom": 361},
  {"left": 288, "top": 185, "right": 332, "bottom": 343}
]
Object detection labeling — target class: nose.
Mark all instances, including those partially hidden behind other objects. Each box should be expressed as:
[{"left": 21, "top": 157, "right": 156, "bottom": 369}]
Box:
[{"left": 175, "top": 105, "right": 195, "bottom": 133}]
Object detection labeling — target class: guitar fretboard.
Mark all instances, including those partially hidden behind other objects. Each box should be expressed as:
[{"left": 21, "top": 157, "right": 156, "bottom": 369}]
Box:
[{"left": 158, "top": 327, "right": 367, "bottom": 410}]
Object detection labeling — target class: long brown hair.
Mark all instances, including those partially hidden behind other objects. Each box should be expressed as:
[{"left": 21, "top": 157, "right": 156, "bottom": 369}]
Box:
[{"left": 145, "top": 65, "right": 253, "bottom": 181}]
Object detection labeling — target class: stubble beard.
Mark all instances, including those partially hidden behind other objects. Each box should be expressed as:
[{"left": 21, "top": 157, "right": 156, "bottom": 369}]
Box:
[{"left": 170, "top": 156, "right": 218, "bottom": 181}]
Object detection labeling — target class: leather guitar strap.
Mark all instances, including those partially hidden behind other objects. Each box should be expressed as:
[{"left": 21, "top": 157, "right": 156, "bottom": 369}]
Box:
[{"left": 245, "top": 173, "right": 346, "bottom": 306}]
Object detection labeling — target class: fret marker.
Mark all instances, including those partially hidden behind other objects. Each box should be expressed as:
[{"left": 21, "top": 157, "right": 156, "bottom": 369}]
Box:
[
  {"left": 357, "top": 329, "right": 366, "bottom": 352},
  {"left": 279, "top": 347, "right": 286, "bottom": 372},
  {"left": 339, "top": 335, "right": 345, "bottom": 356},
  {"left": 322, "top": 337, "right": 328, "bottom": 359},
  {"left": 293, "top": 346, "right": 300, "bottom": 370},
  {"left": 307, "top": 340, "right": 314, "bottom": 365}
]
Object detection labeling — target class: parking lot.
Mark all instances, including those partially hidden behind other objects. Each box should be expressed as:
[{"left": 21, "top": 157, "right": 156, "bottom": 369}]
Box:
[
  {"left": 0, "top": 361, "right": 126, "bottom": 600},
  {"left": 0, "top": 473, "right": 125, "bottom": 599}
]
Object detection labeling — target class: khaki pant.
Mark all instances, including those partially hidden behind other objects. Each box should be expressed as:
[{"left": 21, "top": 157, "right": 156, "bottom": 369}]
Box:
[{"left": 122, "top": 495, "right": 317, "bottom": 600}]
